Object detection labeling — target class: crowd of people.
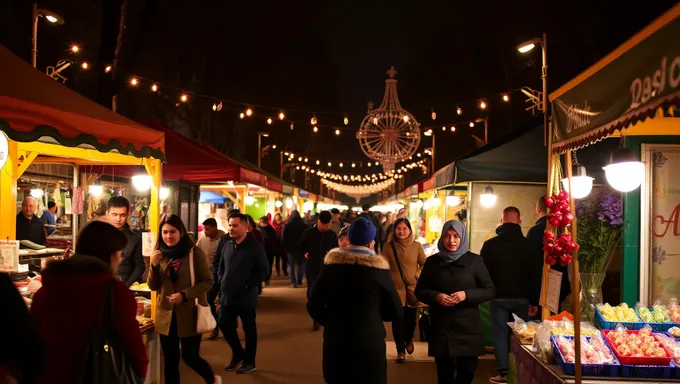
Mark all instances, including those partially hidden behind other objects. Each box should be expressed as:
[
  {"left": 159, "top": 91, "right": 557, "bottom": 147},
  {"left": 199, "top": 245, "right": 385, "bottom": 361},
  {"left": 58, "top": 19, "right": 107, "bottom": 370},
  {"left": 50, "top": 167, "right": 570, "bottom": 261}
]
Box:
[{"left": 0, "top": 196, "right": 553, "bottom": 384}]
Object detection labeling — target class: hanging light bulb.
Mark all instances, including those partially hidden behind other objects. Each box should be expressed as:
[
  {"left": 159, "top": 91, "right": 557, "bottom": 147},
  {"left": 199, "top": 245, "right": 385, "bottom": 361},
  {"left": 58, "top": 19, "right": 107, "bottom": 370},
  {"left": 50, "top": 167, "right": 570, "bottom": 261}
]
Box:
[
  {"left": 469, "top": 122, "right": 475, "bottom": 128},
  {"left": 180, "top": 94, "right": 188, "bottom": 102},
  {"left": 311, "top": 115, "right": 318, "bottom": 125},
  {"left": 160, "top": 187, "right": 170, "bottom": 200},
  {"left": 446, "top": 195, "right": 461, "bottom": 206},
  {"left": 479, "top": 100, "right": 487, "bottom": 109},
  {"left": 328, "top": 162, "right": 332, "bottom": 167},
  {"left": 30, "top": 188, "right": 44, "bottom": 198},
  {"left": 132, "top": 174, "right": 153, "bottom": 191},
  {"left": 278, "top": 111, "right": 285, "bottom": 120},
  {"left": 451, "top": 126, "right": 456, "bottom": 132},
  {"left": 442, "top": 126, "right": 447, "bottom": 131},
  {"left": 339, "top": 163, "right": 344, "bottom": 168},
  {"left": 71, "top": 45, "right": 80, "bottom": 53},
  {"left": 298, "top": 157, "right": 303, "bottom": 161},
  {"left": 603, "top": 148, "right": 645, "bottom": 192},
  {"left": 88, "top": 184, "right": 103, "bottom": 197},
  {"left": 561, "top": 164, "right": 594, "bottom": 199},
  {"left": 316, "top": 160, "right": 320, "bottom": 165},
  {"left": 313, "top": 126, "right": 318, "bottom": 133},
  {"left": 367, "top": 162, "right": 371, "bottom": 167},
  {"left": 240, "top": 112, "right": 245, "bottom": 119},
  {"left": 480, "top": 185, "right": 497, "bottom": 208},
  {"left": 245, "top": 195, "right": 255, "bottom": 206},
  {"left": 130, "top": 78, "right": 138, "bottom": 86},
  {"left": 267, "top": 118, "right": 273, "bottom": 125},
  {"left": 335, "top": 129, "right": 340, "bottom": 136},
  {"left": 290, "top": 122, "right": 295, "bottom": 130},
  {"left": 151, "top": 84, "right": 158, "bottom": 92},
  {"left": 246, "top": 108, "right": 253, "bottom": 117},
  {"left": 104, "top": 65, "right": 112, "bottom": 73},
  {"left": 275, "top": 200, "right": 283, "bottom": 208},
  {"left": 81, "top": 62, "right": 89, "bottom": 69},
  {"left": 502, "top": 94, "right": 510, "bottom": 102},
  {"left": 285, "top": 198, "right": 293, "bottom": 209},
  {"left": 344, "top": 116, "right": 349, "bottom": 125},
  {"left": 304, "top": 158, "right": 309, "bottom": 163},
  {"left": 457, "top": 106, "right": 462, "bottom": 115},
  {"left": 212, "top": 103, "right": 217, "bottom": 111},
  {"left": 431, "top": 109, "right": 437, "bottom": 120},
  {"left": 352, "top": 163, "right": 356, "bottom": 168},
  {"left": 430, "top": 197, "right": 441, "bottom": 207},
  {"left": 373, "top": 117, "right": 379, "bottom": 124}
]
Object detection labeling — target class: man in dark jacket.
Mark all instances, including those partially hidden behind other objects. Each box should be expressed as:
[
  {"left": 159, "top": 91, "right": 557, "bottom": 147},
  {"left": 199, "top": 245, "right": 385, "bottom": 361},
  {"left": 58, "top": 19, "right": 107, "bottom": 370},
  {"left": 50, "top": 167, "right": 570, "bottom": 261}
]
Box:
[
  {"left": 106, "top": 196, "right": 144, "bottom": 286},
  {"left": 307, "top": 217, "right": 402, "bottom": 384},
  {"left": 216, "top": 213, "right": 269, "bottom": 374},
  {"left": 259, "top": 216, "right": 280, "bottom": 286},
  {"left": 359, "top": 204, "right": 383, "bottom": 252},
  {"left": 281, "top": 210, "right": 308, "bottom": 288},
  {"left": 481, "top": 207, "right": 540, "bottom": 383},
  {"left": 298, "top": 210, "right": 338, "bottom": 331},
  {"left": 526, "top": 196, "right": 571, "bottom": 315},
  {"left": 16, "top": 197, "right": 46, "bottom": 246}
]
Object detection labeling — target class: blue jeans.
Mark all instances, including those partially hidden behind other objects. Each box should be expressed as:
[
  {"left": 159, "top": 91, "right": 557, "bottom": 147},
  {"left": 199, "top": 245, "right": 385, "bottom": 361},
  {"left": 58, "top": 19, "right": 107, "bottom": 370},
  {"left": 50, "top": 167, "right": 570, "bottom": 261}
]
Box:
[
  {"left": 490, "top": 298, "right": 529, "bottom": 376},
  {"left": 287, "top": 254, "right": 305, "bottom": 286}
]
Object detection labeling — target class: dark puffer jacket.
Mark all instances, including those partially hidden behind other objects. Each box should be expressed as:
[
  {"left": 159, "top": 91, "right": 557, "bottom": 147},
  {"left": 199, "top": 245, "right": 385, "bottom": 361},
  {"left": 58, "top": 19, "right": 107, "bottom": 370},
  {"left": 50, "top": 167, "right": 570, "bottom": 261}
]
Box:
[{"left": 115, "top": 224, "right": 145, "bottom": 286}]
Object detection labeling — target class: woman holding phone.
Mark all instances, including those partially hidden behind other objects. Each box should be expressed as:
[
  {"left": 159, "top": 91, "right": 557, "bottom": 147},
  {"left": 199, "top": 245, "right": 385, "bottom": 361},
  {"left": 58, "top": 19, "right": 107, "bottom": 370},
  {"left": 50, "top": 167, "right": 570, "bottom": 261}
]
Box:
[{"left": 148, "top": 214, "right": 220, "bottom": 384}]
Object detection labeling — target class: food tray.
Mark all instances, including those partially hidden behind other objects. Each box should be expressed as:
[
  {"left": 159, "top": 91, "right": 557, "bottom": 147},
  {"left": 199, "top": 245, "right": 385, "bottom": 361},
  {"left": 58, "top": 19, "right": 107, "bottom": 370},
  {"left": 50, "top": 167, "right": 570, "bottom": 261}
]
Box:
[
  {"left": 634, "top": 308, "right": 679, "bottom": 331},
  {"left": 602, "top": 330, "right": 674, "bottom": 366},
  {"left": 620, "top": 363, "right": 674, "bottom": 379},
  {"left": 594, "top": 307, "right": 641, "bottom": 330},
  {"left": 551, "top": 336, "right": 620, "bottom": 377}
]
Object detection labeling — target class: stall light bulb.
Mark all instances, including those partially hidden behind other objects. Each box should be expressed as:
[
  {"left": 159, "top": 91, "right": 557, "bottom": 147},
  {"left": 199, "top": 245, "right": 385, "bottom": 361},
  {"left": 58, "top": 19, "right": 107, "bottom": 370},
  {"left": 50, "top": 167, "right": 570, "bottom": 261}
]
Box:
[
  {"left": 480, "top": 185, "right": 497, "bottom": 208},
  {"left": 212, "top": 103, "right": 217, "bottom": 111},
  {"left": 279, "top": 112, "right": 285, "bottom": 120},
  {"left": 160, "top": 187, "right": 170, "bottom": 200},
  {"left": 105, "top": 65, "right": 112, "bottom": 73},
  {"left": 335, "top": 129, "right": 340, "bottom": 136},
  {"left": 245, "top": 196, "right": 255, "bottom": 206},
  {"left": 275, "top": 200, "right": 283, "bottom": 208},
  {"left": 431, "top": 110, "right": 437, "bottom": 120},
  {"left": 240, "top": 113, "right": 245, "bottom": 119},
  {"left": 479, "top": 100, "right": 487, "bottom": 109},
  {"left": 290, "top": 122, "right": 295, "bottom": 130},
  {"left": 131, "top": 174, "right": 153, "bottom": 191},
  {"left": 71, "top": 45, "right": 80, "bottom": 53},
  {"left": 603, "top": 148, "right": 645, "bottom": 192},
  {"left": 313, "top": 126, "right": 318, "bottom": 133},
  {"left": 403, "top": 115, "right": 410, "bottom": 122},
  {"left": 561, "top": 165, "right": 594, "bottom": 199},
  {"left": 451, "top": 126, "right": 456, "bottom": 132},
  {"left": 180, "top": 94, "right": 188, "bottom": 102},
  {"left": 30, "top": 188, "right": 44, "bottom": 198},
  {"left": 446, "top": 195, "right": 461, "bottom": 206},
  {"left": 81, "top": 62, "right": 89, "bottom": 69},
  {"left": 88, "top": 184, "right": 103, "bottom": 197},
  {"left": 469, "top": 122, "right": 475, "bottom": 128}
]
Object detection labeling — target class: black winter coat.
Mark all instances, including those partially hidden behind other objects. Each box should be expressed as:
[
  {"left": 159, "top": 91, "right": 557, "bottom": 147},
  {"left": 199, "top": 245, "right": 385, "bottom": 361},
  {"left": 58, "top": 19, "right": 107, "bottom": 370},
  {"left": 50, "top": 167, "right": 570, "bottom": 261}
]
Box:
[
  {"left": 307, "top": 247, "right": 402, "bottom": 384},
  {"left": 415, "top": 251, "right": 495, "bottom": 357},
  {"left": 526, "top": 216, "right": 571, "bottom": 303},
  {"left": 216, "top": 233, "right": 270, "bottom": 307},
  {"left": 359, "top": 211, "right": 383, "bottom": 250},
  {"left": 259, "top": 224, "right": 279, "bottom": 257},
  {"left": 297, "top": 226, "right": 338, "bottom": 273},
  {"left": 481, "top": 223, "right": 541, "bottom": 305},
  {"left": 116, "top": 224, "right": 145, "bottom": 286},
  {"left": 281, "top": 216, "right": 308, "bottom": 261}
]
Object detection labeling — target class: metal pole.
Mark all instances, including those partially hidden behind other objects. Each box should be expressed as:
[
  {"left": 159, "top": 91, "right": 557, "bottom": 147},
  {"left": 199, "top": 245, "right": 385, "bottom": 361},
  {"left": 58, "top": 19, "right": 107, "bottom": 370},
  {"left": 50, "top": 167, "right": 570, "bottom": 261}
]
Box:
[
  {"left": 565, "top": 150, "right": 582, "bottom": 384},
  {"left": 279, "top": 151, "right": 283, "bottom": 179},
  {"left": 257, "top": 133, "right": 262, "bottom": 168},
  {"left": 72, "top": 165, "right": 79, "bottom": 246},
  {"left": 431, "top": 133, "right": 436, "bottom": 177},
  {"left": 31, "top": 2, "right": 38, "bottom": 68},
  {"left": 484, "top": 118, "right": 488, "bottom": 145},
  {"left": 542, "top": 32, "right": 549, "bottom": 146}
]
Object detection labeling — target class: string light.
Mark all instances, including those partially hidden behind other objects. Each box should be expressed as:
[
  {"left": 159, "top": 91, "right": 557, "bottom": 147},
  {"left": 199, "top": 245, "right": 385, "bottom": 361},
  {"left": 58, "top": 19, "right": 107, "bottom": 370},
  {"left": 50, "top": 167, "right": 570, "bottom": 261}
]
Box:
[
  {"left": 503, "top": 94, "right": 510, "bottom": 102},
  {"left": 290, "top": 122, "right": 294, "bottom": 130},
  {"left": 246, "top": 108, "right": 253, "bottom": 117},
  {"left": 339, "top": 163, "right": 344, "bottom": 168},
  {"left": 298, "top": 157, "right": 302, "bottom": 161},
  {"left": 316, "top": 160, "right": 320, "bottom": 165},
  {"left": 81, "top": 62, "right": 88, "bottom": 69},
  {"left": 479, "top": 100, "right": 487, "bottom": 109},
  {"left": 278, "top": 111, "right": 285, "bottom": 120},
  {"left": 344, "top": 116, "right": 349, "bottom": 125},
  {"left": 180, "top": 94, "right": 188, "bottom": 102},
  {"left": 151, "top": 84, "right": 158, "bottom": 92},
  {"left": 351, "top": 163, "right": 356, "bottom": 168},
  {"left": 130, "top": 78, "right": 138, "bottom": 86},
  {"left": 71, "top": 45, "right": 80, "bottom": 53},
  {"left": 469, "top": 122, "right": 475, "bottom": 128},
  {"left": 313, "top": 126, "right": 318, "bottom": 133},
  {"left": 328, "top": 162, "right": 332, "bottom": 166},
  {"left": 403, "top": 115, "right": 410, "bottom": 122},
  {"left": 311, "top": 115, "right": 318, "bottom": 125},
  {"left": 457, "top": 106, "right": 462, "bottom": 115},
  {"left": 240, "top": 113, "right": 245, "bottom": 119},
  {"left": 451, "top": 126, "right": 456, "bottom": 132},
  {"left": 267, "top": 118, "right": 273, "bottom": 125},
  {"left": 104, "top": 65, "right": 112, "bottom": 73},
  {"left": 335, "top": 129, "right": 340, "bottom": 136},
  {"left": 304, "top": 158, "right": 309, "bottom": 163},
  {"left": 442, "top": 126, "right": 446, "bottom": 131},
  {"left": 212, "top": 103, "right": 217, "bottom": 111},
  {"left": 431, "top": 109, "right": 437, "bottom": 120}
]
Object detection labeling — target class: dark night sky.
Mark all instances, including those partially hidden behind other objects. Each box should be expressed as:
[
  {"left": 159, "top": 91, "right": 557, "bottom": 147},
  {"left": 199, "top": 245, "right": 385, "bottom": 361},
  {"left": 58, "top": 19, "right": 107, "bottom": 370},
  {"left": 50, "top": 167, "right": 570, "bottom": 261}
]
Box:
[{"left": 1, "top": 0, "right": 677, "bottom": 199}]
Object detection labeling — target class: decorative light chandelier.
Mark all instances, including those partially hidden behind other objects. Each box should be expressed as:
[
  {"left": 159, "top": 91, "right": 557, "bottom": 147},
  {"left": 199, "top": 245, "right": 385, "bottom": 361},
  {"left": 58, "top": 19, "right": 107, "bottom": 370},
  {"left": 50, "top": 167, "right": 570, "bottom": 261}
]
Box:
[
  {"left": 322, "top": 178, "right": 396, "bottom": 203},
  {"left": 357, "top": 67, "right": 421, "bottom": 174}
]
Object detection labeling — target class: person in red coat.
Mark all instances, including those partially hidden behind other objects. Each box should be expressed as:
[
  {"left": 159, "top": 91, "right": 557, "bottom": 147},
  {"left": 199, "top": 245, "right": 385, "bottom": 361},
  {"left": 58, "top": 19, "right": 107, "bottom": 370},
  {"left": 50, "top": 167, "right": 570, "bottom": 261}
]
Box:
[{"left": 31, "top": 221, "right": 149, "bottom": 383}]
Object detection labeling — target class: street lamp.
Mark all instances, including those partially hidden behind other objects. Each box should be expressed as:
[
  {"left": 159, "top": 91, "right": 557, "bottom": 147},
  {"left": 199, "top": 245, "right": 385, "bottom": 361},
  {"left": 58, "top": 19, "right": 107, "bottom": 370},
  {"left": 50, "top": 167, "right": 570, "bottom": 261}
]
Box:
[
  {"left": 31, "top": 3, "right": 65, "bottom": 68},
  {"left": 518, "top": 33, "right": 548, "bottom": 145},
  {"left": 257, "top": 132, "right": 270, "bottom": 168}
]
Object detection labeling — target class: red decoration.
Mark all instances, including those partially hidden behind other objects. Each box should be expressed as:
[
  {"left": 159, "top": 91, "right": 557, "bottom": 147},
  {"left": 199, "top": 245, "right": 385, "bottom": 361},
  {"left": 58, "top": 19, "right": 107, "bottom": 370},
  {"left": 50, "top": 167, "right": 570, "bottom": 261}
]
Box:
[
  {"left": 543, "top": 231, "right": 555, "bottom": 242},
  {"left": 542, "top": 190, "right": 579, "bottom": 266},
  {"left": 557, "top": 190, "right": 570, "bottom": 202},
  {"left": 543, "top": 196, "right": 555, "bottom": 208},
  {"left": 545, "top": 255, "right": 557, "bottom": 265},
  {"left": 560, "top": 213, "right": 574, "bottom": 226}
]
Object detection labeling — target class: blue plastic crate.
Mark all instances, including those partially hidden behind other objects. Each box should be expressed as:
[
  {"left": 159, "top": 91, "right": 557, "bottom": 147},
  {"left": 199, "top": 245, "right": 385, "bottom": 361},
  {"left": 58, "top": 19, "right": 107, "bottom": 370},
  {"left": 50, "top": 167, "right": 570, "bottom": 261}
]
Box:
[
  {"left": 621, "top": 364, "right": 673, "bottom": 379},
  {"left": 634, "top": 308, "right": 677, "bottom": 331},
  {"left": 551, "top": 335, "right": 620, "bottom": 377},
  {"left": 594, "top": 307, "right": 641, "bottom": 330}
]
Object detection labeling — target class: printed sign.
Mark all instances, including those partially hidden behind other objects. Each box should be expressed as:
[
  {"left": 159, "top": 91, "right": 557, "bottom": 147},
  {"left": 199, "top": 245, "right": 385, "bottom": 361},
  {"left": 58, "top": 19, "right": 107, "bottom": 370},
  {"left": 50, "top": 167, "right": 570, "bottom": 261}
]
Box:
[
  {"left": 0, "top": 240, "right": 20, "bottom": 272},
  {"left": 142, "top": 232, "right": 155, "bottom": 257}
]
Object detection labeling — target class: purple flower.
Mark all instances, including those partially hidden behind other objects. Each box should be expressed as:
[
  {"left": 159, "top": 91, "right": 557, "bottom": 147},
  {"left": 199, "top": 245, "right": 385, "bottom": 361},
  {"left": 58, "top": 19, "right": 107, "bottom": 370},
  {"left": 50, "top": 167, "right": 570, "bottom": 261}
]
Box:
[{"left": 652, "top": 246, "right": 667, "bottom": 264}]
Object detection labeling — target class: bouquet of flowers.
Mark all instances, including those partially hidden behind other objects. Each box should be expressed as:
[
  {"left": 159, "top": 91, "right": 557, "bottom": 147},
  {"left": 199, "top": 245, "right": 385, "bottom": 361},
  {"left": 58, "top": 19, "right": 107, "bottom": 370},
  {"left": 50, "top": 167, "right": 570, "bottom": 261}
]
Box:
[{"left": 576, "top": 190, "right": 624, "bottom": 274}]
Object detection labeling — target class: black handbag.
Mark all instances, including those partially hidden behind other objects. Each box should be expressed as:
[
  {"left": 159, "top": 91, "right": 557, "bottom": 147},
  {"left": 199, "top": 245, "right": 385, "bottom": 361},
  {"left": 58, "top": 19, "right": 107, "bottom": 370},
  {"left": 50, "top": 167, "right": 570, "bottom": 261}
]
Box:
[{"left": 79, "top": 280, "right": 143, "bottom": 384}]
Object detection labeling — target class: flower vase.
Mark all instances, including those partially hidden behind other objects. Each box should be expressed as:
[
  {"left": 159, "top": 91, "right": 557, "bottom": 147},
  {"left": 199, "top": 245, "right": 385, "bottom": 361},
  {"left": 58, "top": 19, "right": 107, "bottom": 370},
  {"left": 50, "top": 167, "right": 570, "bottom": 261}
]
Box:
[{"left": 580, "top": 272, "right": 606, "bottom": 321}]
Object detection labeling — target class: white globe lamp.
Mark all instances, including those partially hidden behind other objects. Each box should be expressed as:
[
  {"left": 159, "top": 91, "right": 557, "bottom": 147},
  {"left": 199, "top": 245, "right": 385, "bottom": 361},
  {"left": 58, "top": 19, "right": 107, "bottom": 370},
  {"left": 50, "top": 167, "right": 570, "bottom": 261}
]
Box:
[
  {"left": 275, "top": 200, "right": 283, "bottom": 208},
  {"left": 131, "top": 174, "right": 153, "bottom": 191},
  {"left": 159, "top": 187, "right": 170, "bottom": 200},
  {"left": 561, "top": 165, "right": 594, "bottom": 199},
  {"left": 603, "top": 148, "right": 645, "bottom": 192},
  {"left": 285, "top": 198, "right": 293, "bottom": 209},
  {"left": 30, "top": 188, "right": 44, "bottom": 198},
  {"left": 88, "top": 184, "right": 103, "bottom": 197},
  {"left": 245, "top": 195, "right": 256, "bottom": 206},
  {"left": 446, "top": 195, "right": 461, "bottom": 206},
  {"left": 479, "top": 185, "right": 497, "bottom": 208}
]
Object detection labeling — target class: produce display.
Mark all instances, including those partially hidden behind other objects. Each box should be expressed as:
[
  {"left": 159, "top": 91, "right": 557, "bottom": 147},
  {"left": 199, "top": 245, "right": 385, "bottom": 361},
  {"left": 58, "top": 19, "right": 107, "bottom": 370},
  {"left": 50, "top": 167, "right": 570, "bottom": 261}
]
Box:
[
  {"left": 130, "top": 282, "right": 150, "bottom": 291},
  {"left": 555, "top": 335, "right": 617, "bottom": 364},
  {"left": 544, "top": 319, "right": 599, "bottom": 337},
  {"left": 605, "top": 326, "right": 668, "bottom": 358},
  {"left": 597, "top": 303, "right": 639, "bottom": 323},
  {"left": 655, "top": 333, "right": 680, "bottom": 365},
  {"left": 636, "top": 301, "right": 672, "bottom": 323},
  {"left": 511, "top": 321, "right": 539, "bottom": 344},
  {"left": 668, "top": 298, "right": 680, "bottom": 323},
  {"left": 669, "top": 326, "right": 680, "bottom": 338}
]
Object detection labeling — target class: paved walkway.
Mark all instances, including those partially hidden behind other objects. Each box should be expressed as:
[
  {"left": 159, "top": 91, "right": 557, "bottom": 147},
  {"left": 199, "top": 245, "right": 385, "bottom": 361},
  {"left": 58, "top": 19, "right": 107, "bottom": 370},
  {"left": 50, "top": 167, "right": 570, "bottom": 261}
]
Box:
[{"left": 173, "top": 276, "right": 497, "bottom": 383}]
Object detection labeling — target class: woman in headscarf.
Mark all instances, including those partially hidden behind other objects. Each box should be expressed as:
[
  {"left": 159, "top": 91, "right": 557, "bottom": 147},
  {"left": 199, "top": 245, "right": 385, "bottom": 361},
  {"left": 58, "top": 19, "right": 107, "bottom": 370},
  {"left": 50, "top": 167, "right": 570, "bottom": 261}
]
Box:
[
  {"left": 382, "top": 218, "right": 426, "bottom": 362},
  {"left": 414, "top": 220, "right": 495, "bottom": 384}
]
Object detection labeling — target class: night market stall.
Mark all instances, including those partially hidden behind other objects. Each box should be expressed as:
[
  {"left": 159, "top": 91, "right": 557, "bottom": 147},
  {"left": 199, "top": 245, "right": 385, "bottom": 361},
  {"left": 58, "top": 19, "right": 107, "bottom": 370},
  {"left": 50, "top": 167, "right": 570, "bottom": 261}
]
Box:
[
  {"left": 0, "top": 44, "right": 164, "bottom": 383},
  {"left": 510, "top": 4, "right": 680, "bottom": 383}
]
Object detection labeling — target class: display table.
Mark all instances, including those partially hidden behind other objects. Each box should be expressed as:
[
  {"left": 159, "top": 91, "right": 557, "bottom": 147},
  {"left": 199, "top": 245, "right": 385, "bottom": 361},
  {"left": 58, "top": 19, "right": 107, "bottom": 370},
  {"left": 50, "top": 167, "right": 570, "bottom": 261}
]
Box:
[
  {"left": 140, "top": 324, "right": 161, "bottom": 384},
  {"left": 508, "top": 336, "right": 680, "bottom": 384}
]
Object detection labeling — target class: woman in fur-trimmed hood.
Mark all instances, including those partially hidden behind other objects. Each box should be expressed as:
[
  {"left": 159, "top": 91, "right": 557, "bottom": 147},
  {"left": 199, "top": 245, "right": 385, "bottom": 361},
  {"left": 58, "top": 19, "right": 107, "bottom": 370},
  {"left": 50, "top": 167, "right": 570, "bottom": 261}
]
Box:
[{"left": 307, "top": 217, "right": 403, "bottom": 384}]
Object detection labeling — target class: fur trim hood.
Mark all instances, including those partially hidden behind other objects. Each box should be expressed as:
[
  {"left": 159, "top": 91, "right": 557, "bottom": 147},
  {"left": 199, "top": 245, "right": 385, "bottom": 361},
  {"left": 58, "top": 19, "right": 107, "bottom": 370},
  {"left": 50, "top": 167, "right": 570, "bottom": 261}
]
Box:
[{"left": 324, "top": 246, "right": 390, "bottom": 270}]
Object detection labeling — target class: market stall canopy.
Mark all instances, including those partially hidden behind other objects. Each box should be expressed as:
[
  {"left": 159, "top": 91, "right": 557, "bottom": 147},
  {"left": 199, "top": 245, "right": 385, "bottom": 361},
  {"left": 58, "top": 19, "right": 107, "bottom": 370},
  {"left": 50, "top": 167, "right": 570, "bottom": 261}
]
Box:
[
  {"left": 550, "top": 4, "right": 680, "bottom": 153},
  {"left": 199, "top": 190, "right": 230, "bottom": 204},
  {"left": 0, "top": 45, "right": 165, "bottom": 160}
]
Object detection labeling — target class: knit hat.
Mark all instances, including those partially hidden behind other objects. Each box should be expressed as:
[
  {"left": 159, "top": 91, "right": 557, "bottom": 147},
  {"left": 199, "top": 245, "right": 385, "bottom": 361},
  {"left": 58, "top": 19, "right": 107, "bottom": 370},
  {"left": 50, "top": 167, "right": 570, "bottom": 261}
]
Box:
[{"left": 348, "top": 217, "right": 376, "bottom": 246}]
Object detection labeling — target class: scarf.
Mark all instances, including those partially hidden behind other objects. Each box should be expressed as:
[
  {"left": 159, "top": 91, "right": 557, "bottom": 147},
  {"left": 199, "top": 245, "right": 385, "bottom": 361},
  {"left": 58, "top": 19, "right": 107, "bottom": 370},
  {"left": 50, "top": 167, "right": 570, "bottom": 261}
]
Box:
[
  {"left": 160, "top": 237, "right": 192, "bottom": 285},
  {"left": 437, "top": 220, "right": 469, "bottom": 262}
]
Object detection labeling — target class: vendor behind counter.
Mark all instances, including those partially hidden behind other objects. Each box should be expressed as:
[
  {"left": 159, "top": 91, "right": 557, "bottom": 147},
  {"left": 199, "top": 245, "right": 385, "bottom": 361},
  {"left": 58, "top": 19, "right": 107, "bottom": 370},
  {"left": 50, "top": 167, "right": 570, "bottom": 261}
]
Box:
[{"left": 16, "top": 197, "right": 46, "bottom": 247}]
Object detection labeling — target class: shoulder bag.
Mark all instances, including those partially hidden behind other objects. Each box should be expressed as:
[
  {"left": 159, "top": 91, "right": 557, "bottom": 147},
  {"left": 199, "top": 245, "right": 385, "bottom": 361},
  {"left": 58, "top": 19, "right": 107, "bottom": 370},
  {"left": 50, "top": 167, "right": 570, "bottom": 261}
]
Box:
[
  {"left": 190, "top": 249, "right": 217, "bottom": 334},
  {"left": 79, "top": 280, "right": 142, "bottom": 384},
  {"left": 391, "top": 242, "right": 424, "bottom": 308}
]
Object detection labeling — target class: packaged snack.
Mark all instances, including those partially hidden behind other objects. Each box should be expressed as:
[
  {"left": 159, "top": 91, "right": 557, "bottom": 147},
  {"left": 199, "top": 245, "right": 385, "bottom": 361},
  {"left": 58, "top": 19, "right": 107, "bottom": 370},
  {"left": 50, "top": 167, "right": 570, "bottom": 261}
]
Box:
[{"left": 508, "top": 314, "right": 539, "bottom": 344}]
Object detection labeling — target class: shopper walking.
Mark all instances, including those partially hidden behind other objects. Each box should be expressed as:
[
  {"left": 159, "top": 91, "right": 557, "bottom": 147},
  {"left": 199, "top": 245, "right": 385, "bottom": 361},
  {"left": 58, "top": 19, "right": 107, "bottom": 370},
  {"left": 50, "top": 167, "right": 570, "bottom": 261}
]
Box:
[
  {"left": 271, "top": 212, "right": 287, "bottom": 276},
  {"left": 259, "top": 216, "right": 280, "bottom": 286},
  {"left": 148, "top": 214, "right": 219, "bottom": 384},
  {"left": 415, "top": 220, "right": 495, "bottom": 384},
  {"left": 298, "top": 211, "right": 338, "bottom": 331},
  {"left": 359, "top": 204, "right": 383, "bottom": 252},
  {"left": 382, "top": 218, "right": 426, "bottom": 362},
  {"left": 216, "top": 213, "right": 269, "bottom": 374},
  {"left": 337, "top": 226, "right": 350, "bottom": 248},
  {"left": 31, "top": 221, "right": 148, "bottom": 383},
  {"left": 482, "top": 207, "right": 540, "bottom": 383},
  {"left": 246, "top": 214, "right": 265, "bottom": 245},
  {"left": 196, "top": 218, "right": 226, "bottom": 340},
  {"left": 381, "top": 212, "right": 395, "bottom": 243},
  {"left": 307, "top": 217, "right": 403, "bottom": 384},
  {"left": 106, "top": 196, "right": 145, "bottom": 286},
  {"left": 281, "top": 210, "right": 308, "bottom": 288}
]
